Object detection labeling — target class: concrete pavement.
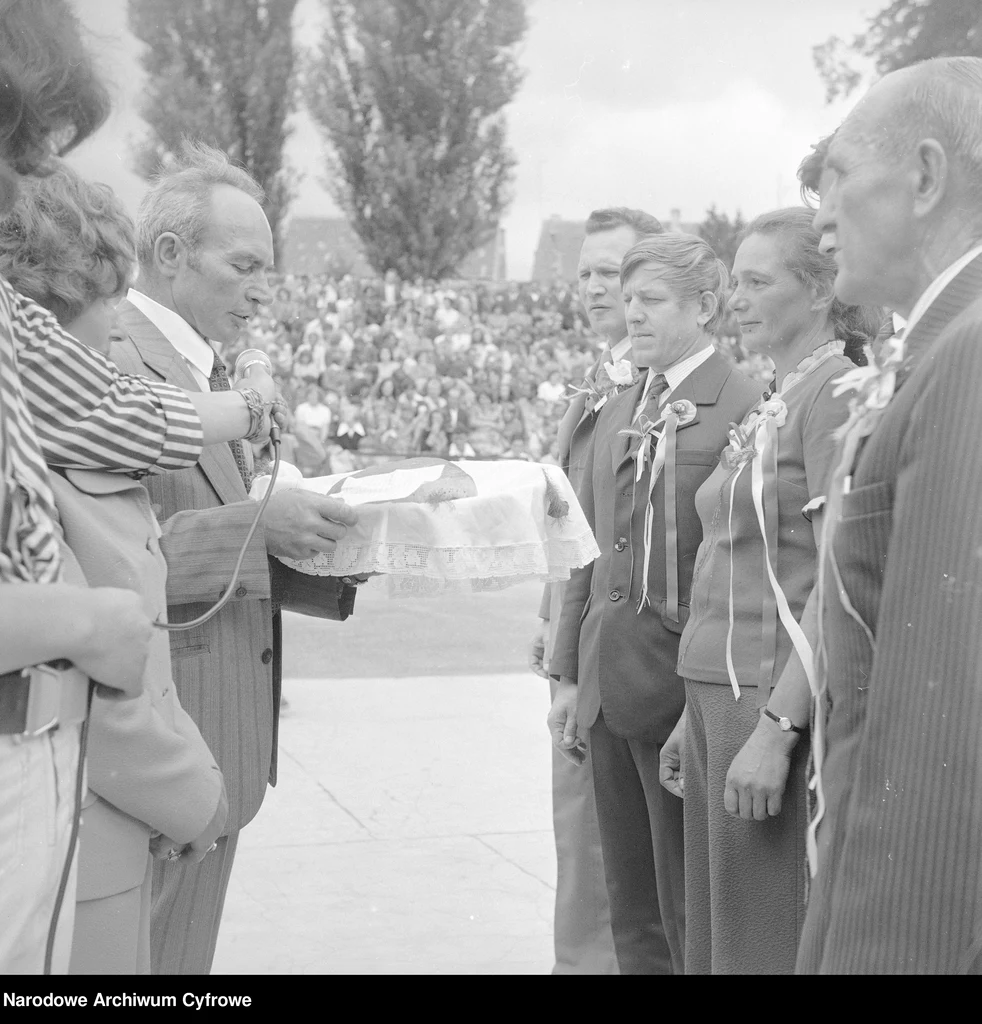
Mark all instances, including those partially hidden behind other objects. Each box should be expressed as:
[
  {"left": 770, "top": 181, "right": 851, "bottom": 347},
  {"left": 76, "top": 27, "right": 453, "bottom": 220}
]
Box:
[{"left": 213, "top": 586, "right": 561, "bottom": 974}]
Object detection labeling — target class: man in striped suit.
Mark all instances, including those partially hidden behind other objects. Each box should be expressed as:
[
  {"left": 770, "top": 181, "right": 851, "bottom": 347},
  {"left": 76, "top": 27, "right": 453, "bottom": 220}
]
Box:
[
  {"left": 798, "top": 56, "right": 982, "bottom": 974},
  {"left": 111, "top": 142, "right": 361, "bottom": 974}
]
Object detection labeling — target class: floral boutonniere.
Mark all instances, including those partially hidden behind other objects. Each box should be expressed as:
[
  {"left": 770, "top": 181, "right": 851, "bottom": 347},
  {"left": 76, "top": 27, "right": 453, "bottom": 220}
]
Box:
[
  {"left": 603, "top": 358, "right": 636, "bottom": 388},
  {"left": 831, "top": 333, "right": 903, "bottom": 443},
  {"left": 722, "top": 396, "right": 787, "bottom": 471},
  {"left": 568, "top": 359, "right": 641, "bottom": 410},
  {"left": 619, "top": 398, "right": 697, "bottom": 481}
]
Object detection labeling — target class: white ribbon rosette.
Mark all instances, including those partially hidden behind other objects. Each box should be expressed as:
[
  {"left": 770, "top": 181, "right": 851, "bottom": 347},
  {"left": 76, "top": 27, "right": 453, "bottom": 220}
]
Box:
[{"left": 619, "top": 398, "right": 697, "bottom": 616}]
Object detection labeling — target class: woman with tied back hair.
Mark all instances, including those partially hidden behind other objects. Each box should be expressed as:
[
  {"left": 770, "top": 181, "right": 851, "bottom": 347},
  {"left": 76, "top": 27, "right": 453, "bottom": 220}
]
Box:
[
  {"left": 659, "top": 207, "right": 882, "bottom": 974},
  {"left": 0, "top": 0, "right": 275, "bottom": 973},
  {"left": 0, "top": 160, "right": 227, "bottom": 976}
]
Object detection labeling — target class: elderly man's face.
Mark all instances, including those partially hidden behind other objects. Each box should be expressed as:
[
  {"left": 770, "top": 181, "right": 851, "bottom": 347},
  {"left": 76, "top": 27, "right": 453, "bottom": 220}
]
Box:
[
  {"left": 172, "top": 185, "right": 274, "bottom": 345},
  {"left": 814, "top": 86, "right": 919, "bottom": 310},
  {"left": 577, "top": 225, "right": 637, "bottom": 342}
]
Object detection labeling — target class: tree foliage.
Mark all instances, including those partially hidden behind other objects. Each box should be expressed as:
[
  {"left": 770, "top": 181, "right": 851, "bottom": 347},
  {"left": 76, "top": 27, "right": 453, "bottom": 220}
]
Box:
[
  {"left": 305, "top": 0, "right": 527, "bottom": 279},
  {"left": 814, "top": 0, "right": 982, "bottom": 103},
  {"left": 698, "top": 205, "right": 746, "bottom": 270},
  {"left": 128, "top": 0, "right": 299, "bottom": 253}
]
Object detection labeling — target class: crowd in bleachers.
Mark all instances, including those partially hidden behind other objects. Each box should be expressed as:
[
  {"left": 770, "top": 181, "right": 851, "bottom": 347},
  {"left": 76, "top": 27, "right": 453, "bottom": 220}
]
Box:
[{"left": 227, "top": 271, "right": 769, "bottom": 476}]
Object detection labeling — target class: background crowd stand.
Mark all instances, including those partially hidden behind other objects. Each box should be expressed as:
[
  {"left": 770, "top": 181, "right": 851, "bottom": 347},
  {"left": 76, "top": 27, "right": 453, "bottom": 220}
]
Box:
[{"left": 225, "top": 271, "right": 771, "bottom": 477}]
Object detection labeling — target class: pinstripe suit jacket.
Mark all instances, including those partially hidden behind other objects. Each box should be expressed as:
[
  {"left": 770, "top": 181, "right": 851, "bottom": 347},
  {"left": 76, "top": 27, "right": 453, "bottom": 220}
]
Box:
[
  {"left": 110, "top": 299, "right": 355, "bottom": 834},
  {"left": 797, "top": 252, "right": 982, "bottom": 974}
]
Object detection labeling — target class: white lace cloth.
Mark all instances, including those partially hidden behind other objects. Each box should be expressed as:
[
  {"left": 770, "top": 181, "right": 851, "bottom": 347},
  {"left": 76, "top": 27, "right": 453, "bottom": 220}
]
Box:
[{"left": 251, "top": 457, "right": 600, "bottom": 593}]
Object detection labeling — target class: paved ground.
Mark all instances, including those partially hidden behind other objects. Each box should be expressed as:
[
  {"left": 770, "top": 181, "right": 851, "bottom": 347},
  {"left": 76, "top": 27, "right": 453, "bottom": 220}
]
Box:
[{"left": 213, "top": 581, "right": 559, "bottom": 975}]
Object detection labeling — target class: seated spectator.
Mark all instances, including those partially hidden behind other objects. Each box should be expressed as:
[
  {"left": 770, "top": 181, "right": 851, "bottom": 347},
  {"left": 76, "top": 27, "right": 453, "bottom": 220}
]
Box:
[
  {"left": 417, "top": 408, "right": 450, "bottom": 455},
  {"left": 469, "top": 390, "right": 506, "bottom": 457},
  {"left": 501, "top": 402, "right": 527, "bottom": 449},
  {"left": 293, "top": 385, "right": 332, "bottom": 476},
  {"left": 537, "top": 368, "right": 567, "bottom": 404}
]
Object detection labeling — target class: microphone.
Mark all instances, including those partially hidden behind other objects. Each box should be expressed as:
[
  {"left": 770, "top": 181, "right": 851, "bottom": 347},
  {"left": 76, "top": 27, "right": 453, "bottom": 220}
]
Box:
[
  {"left": 233, "top": 348, "right": 273, "bottom": 382},
  {"left": 233, "top": 349, "right": 281, "bottom": 445}
]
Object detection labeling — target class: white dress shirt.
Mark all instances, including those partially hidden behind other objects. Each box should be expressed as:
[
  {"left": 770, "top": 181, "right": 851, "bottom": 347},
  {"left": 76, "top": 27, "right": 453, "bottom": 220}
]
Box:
[
  {"left": 127, "top": 288, "right": 216, "bottom": 391},
  {"left": 634, "top": 344, "right": 715, "bottom": 421}
]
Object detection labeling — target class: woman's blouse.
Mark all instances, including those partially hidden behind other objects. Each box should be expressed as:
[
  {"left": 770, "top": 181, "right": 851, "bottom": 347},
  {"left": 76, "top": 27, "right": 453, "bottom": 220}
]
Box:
[
  {"left": 1, "top": 277, "right": 203, "bottom": 586},
  {"left": 678, "top": 347, "right": 854, "bottom": 694}
]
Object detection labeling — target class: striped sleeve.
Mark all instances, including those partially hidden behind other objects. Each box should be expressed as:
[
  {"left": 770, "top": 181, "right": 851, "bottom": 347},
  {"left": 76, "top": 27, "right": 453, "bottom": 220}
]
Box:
[{"left": 11, "top": 292, "right": 203, "bottom": 474}]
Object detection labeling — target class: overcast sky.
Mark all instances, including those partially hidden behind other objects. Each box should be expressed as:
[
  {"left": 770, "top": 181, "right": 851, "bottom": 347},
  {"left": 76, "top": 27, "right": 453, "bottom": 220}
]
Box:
[{"left": 68, "top": 0, "right": 877, "bottom": 279}]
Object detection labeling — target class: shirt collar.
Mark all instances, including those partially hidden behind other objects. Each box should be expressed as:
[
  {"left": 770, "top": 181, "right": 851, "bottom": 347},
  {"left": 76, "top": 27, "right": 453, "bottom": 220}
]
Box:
[
  {"left": 127, "top": 288, "right": 217, "bottom": 382},
  {"left": 635, "top": 344, "right": 715, "bottom": 418},
  {"left": 901, "top": 242, "right": 982, "bottom": 341}
]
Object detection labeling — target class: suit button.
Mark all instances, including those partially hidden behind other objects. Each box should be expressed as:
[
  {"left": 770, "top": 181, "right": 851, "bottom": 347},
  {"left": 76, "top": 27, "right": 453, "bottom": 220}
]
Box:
[
  {"left": 614, "top": 538, "right": 627, "bottom": 552},
  {"left": 609, "top": 590, "right": 621, "bottom": 602},
  {"left": 261, "top": 648, "right": 273, "bottom": 664},
  {"left": 235, "top": 586, "right": 247, "bottom": 597}
]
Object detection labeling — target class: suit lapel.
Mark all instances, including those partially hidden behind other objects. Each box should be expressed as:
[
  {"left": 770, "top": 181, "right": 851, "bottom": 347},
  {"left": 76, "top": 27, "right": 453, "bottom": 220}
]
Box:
[
  {"left": 608, "top": 380, "right": 645, "bottom": 474},
  {"left": 114, "top": 300, "right": 247, "bottom": 505},
  {"left": 611, "top": 351, "right": 730, "bottom": 474},
  {"left": 898, "top": 251, "right": 982, "bottom": 386}
]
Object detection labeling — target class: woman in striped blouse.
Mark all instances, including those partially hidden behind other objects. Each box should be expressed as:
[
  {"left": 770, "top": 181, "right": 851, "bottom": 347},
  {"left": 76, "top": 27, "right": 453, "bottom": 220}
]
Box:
[{"left": 0, "top": 0, "right": 276, "bottom": 974}]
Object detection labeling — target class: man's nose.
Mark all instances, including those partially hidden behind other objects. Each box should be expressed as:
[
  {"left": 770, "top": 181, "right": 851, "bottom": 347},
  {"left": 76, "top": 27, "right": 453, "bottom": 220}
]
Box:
[
  {"left": 813, "top": 202, "right": 833, "bottom": 239},
  {"left": 588, "top": 273, "right": 606, "bottom": 294},
  {"left": 728, "top": 287, "right": 746, "bottom": 312},
  {"left": 249, "top": 274, "right": 273, "bottom": 307}
]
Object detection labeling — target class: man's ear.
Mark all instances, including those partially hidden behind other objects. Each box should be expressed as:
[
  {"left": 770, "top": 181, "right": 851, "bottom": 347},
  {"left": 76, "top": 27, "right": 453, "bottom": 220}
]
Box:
[
  {"left": 696, "top": 290, "right": 718, "bottom": 328},
  {"left": 153, "top": 231, "right": 186, "bottom": 279},
  {"left": 911, "top": 138, "right": 948, "bottom": 219}
]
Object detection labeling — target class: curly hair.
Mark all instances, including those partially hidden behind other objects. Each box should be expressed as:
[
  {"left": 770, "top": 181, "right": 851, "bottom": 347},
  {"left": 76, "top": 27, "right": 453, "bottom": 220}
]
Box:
[
  {"left": 0, "top": 161, "right": 135, "bottom": 324},
  {"left": 620, "top": 232, "right": 730, "bottom": 333},
  {"left": 742, "top": 207, "right": 880, "bottom": 367},
  {"left": 0, "top": 0, "right": 110, "bottom": 196}
]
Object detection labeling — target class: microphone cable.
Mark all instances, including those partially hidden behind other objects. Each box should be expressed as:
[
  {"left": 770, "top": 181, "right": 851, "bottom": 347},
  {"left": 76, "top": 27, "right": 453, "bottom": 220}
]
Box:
[
  {"left": 44, "top": 359, "right": 282, "bottom": 969},
  {"left": 154, "top": 423, "right": 282, "bottom": 633},
  {"left": 43, "top": 680, "right": 93, "bottom": 975}
]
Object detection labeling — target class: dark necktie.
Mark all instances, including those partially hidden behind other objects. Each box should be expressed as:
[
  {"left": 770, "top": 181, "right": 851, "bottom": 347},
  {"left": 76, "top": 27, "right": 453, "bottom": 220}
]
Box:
[
  {"left": 208, "top": 351, "right": 252, "bottom": 488},
  {"left": 628, "top": 373, "right": 670, "bottom": 461}
]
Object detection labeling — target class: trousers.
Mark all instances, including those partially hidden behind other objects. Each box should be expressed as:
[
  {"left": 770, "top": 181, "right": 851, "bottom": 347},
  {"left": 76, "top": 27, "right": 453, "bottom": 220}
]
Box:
[
  {"left": 549, "top": 678, "right": 618, "bottom": 975},
  {"left": 590, "top": 711, "right": 686, "bottom": 974},
  {"left": 150, "top": 830, "right": 239, "bottom": 975},
  {"left": 0, "top": 726, "right": 80, "bottom": 974}
]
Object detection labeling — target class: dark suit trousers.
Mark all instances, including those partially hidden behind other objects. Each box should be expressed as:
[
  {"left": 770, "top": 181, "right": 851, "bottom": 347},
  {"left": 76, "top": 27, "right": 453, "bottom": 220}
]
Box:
[
  {"left": 590, "top": 711, "right": 686, "bottom": 974},
  {"left": 150, "top": 831, "right": 238, "bottom": 975}
]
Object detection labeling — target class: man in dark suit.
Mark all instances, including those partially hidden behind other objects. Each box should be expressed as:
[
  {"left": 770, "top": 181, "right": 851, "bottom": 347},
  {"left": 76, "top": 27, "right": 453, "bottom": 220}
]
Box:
[
  {"left": 110, "top": 142, "right": 362, "bottom": 974},
  {"left": 548, "top": 233, "right": 759, "bottom": 974},
  {"left": 796, "top": 56, "right": 982, "bottom": 975},
  {"left": 529, "top": 207, "right": 663, "bottom": 975}
]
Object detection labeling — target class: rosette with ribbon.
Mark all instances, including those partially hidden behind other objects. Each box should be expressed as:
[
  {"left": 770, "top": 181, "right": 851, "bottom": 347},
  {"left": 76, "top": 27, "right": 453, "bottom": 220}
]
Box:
[
  {"left": 619, "top": 398, "right": 697, "bottom": 617},
  {"left": 721, "top": 395, "right": 817, "bottom": 722}
]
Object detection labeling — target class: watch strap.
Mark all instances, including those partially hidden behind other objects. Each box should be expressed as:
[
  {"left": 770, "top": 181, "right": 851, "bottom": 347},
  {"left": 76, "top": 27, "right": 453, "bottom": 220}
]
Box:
[{"left": 762, "top": 707, "right": 806, "bottom": 734}]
